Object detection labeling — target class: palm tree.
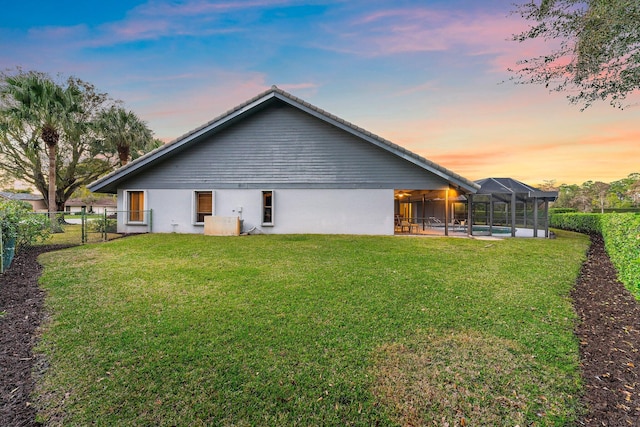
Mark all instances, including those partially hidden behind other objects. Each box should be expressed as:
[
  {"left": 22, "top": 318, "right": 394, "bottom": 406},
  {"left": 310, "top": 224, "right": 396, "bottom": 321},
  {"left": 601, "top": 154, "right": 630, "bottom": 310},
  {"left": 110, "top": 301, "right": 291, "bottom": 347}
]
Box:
[
  {"left": 98, "top": 106, "right": 155, "bottom": 166},
  {"left": 0, "top": 71, "right": 78, "bottom": 220}
]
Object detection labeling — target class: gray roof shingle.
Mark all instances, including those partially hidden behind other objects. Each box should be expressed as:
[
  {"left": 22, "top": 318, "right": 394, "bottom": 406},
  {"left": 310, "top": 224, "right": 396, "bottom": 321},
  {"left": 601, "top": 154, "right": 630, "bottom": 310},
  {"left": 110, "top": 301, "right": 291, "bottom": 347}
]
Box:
[{"left": 89, "top": 86, "right": 480, "bottom": 193}]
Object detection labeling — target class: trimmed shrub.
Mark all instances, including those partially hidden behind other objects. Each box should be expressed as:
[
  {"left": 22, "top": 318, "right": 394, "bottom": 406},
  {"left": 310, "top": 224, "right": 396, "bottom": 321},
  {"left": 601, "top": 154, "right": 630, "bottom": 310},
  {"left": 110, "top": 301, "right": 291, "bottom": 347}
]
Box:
[
  {"left": 600, "top": 213, "right": 640, "bottom": 298},
  {"left": 603, "top": 208, "right": 640, "bottom": 214},
  {"left": 549, "top": 208, "right": 577, "bottom": 215},
  {"left": 552, "top": 212, "right": 640, "bottom": 298},
  {"left": 550, "top": 212, "right": 602, "bottom": 234}
]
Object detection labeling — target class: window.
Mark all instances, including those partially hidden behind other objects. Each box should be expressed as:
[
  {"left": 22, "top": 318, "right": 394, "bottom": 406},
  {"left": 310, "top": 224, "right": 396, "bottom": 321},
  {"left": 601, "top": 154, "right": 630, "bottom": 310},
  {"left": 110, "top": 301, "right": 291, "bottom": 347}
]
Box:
[
  {"left": 262, "top": 190, "right": 274, "bottom": 225},
  {"left": 127, "top": 191, "right": 145, "bottom": 223},
  {"left": 194, "top": 191, "right": 213, "bottom": 224}
]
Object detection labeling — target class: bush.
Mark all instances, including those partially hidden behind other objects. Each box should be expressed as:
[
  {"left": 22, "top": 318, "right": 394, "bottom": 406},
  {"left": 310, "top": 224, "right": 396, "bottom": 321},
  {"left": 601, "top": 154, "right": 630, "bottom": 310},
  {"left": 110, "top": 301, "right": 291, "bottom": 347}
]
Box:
[
  {"left": 549, "top": 208, "right": 577, "bottom": 215},
  {"left": 550, "top": 212, "right": 602, "bottom": 234},
  {"left": 600, "top": 213, "right": 640, "bottom": 298},
  {"left": 88, "top": 217, "right": 117, "bottom": 233},
  {"left": 0, "top": 200, "right": 51, "bottom": 250},
  {"left": 552, "top": 212, "right": 640, "bottom": 298}
]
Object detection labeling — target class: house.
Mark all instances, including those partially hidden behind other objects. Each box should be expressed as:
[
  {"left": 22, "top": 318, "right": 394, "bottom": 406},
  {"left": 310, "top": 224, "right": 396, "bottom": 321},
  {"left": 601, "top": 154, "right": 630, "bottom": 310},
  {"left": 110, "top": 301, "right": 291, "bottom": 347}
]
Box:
[
  {"left": 0, "top": 191, "right": 47, "bottom": 212},
  {"left": 88, "top": 86, "right": 479, "bottom": 235},
  {"left": 65, "top": 197, "right": 117, "bottom": 215}
]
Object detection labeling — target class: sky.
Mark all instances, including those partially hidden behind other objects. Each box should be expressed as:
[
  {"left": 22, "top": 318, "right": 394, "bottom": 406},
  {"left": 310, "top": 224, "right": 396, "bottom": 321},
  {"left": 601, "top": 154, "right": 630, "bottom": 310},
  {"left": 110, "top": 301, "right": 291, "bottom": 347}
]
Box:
[{"left": 1, "top": 0, "right": 638, "bottom": 186}]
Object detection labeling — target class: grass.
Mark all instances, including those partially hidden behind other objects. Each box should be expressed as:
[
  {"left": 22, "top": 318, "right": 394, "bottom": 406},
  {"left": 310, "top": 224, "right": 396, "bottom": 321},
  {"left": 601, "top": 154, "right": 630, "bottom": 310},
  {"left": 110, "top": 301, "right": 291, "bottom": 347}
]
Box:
[
  {"left": 39, "top": 223, "right": 120, "bottom": 246},
  {"left": 35, "top": 231, "right": 589, "bottom": 426}
]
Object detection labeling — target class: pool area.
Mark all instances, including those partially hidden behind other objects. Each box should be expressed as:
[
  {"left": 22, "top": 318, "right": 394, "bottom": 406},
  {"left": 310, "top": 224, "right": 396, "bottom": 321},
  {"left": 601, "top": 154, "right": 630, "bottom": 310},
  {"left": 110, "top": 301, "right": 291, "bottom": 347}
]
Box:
[
  {"left": 396, "top": 223, "right": 550, "bottom": 238},
  {"left": 471, "top": 225, "right": 513, "bottom": 235}
]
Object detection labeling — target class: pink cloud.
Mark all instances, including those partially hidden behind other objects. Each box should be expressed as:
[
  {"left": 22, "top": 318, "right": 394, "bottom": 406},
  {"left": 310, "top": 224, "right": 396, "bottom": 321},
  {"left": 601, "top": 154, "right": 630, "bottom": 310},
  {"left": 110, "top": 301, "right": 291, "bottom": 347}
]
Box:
[
  {"left": 88, "top": 0, "right": 293, "bottom": 45},
  {"left": 128, "top": 71, "right": 320, "bottom": 141},
  {"left": 26, "top": 24, "right": 89, "bottom": 44},
  {"left": 322, "top": 5, "right": 574, "bottom": 84},
  {"left": 106, "top": 18, "right": 172, "bottom": 41},
  {"left": 22, "top": 0, "right": 280, "bottom": 48},
  {"left": 134, "top": 0, "right": 293, "bottom": 17},
  {"left": 330, "top": 7, "right": 531, "bottom": 58}
]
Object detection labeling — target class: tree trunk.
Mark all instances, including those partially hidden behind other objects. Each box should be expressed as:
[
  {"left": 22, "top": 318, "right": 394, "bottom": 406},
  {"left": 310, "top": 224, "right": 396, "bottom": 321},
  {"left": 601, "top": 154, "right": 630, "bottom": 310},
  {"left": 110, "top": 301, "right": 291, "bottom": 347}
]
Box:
[
  {"left": 118, "top": 145, "right": 130, "bottom": 166},
  {"left": 48, "top": 142, "right": 56, "bottom": 221},
  {"left": 42, "top": 123, "right": 59, "bottom": 225}
]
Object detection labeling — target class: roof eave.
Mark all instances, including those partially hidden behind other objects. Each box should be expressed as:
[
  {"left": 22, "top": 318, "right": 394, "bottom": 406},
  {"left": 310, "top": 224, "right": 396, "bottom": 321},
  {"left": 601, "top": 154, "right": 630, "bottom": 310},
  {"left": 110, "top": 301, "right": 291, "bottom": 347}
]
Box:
[
  {"left": 270, "top": 91, "right": 480, "bottom": 193},
  {"left": 88, "top": 90, "right": 280, "bottom": 193},
  {"left": 89, "top": 86, "right": 479, "bottom": 194}
]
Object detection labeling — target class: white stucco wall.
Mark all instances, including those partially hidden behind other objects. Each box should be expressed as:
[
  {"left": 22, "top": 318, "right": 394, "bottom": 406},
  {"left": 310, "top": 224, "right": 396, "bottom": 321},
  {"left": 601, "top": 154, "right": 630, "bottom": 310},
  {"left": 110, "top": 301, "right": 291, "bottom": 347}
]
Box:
[{"left": 117, "top": 188, "right": 394, "bottom": 235}]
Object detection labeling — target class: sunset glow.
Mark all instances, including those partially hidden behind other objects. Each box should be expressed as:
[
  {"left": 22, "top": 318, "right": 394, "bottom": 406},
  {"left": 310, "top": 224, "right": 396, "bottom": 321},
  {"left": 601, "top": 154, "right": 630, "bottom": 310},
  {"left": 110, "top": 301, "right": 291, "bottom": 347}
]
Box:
[{"left": 1, "top": 0, "right": 638, "bottom": 185}]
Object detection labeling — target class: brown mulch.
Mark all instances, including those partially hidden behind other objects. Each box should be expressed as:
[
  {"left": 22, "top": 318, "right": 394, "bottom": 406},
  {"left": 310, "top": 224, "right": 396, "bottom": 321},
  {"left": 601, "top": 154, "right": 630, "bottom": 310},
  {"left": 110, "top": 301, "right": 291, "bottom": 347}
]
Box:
[
  {"left": 0, "top": 245, "right": 71, "bottom": 427},
  {"left": 0, "top": 237, "right": 639, "bottom": 426},
  {"left": 572, "top": 234, "right": 640, "bottom": 426}
]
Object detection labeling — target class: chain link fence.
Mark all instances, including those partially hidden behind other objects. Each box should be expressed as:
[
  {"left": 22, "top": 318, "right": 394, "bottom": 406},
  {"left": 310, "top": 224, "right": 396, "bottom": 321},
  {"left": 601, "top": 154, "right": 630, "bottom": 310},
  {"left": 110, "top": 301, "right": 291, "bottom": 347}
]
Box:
[{"left": 1, "top": 208, "right": 153, "bottom": 273}]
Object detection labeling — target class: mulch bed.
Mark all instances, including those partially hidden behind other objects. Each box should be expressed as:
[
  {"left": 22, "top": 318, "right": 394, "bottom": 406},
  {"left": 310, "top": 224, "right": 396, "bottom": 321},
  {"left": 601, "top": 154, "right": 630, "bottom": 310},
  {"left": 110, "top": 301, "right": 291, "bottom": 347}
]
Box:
[
  {"left": 0, "top": 245, "right": 66, "bottom": 427},
  {"left": 572, "top": 234, "right": 640, "bottom": 426},
  {"left": 0, "top": 237, "right": 639, "bottom": 426}
]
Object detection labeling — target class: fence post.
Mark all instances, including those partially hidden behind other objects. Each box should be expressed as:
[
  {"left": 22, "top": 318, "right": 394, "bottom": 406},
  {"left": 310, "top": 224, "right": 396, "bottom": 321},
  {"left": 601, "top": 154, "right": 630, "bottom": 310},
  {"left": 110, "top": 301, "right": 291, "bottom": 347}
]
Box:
[
  {"left": 103, "top": 209, "right": 108, "bottom": 241},
  {"left": 1, "top": 225, "right": 3, "bottom": 274},
  {"left": 81, "top": 207, "right": 87, "bottom": 244}
]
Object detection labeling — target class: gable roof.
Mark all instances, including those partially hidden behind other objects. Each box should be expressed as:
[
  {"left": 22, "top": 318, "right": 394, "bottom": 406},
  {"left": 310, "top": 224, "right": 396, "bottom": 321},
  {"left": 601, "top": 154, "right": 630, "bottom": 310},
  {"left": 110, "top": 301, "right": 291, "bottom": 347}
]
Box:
[
  {"left": 475, "top": 177, "right": 558, "bottom": 200},
  {"left": 88, "top": 86, "right": 480, "bottom": 194},
  {"left": 65, "top": 197, "right": 117, "bottom": 207},
  {"left": 0, "top": 191, "right": 44, "bottom": 201}
]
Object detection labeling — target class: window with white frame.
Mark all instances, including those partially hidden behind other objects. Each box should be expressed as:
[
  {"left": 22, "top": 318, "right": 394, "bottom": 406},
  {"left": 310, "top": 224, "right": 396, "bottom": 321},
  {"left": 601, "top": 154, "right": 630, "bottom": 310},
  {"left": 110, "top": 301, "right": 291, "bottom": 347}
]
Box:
[
  {"left": 126, "top": 190, "right": 146, "bottom": 223},
  {"left": 262, "top": 190, "right": 274, "bottom": 225},
  {"left": 194, "top": 191, "right": 213, "bottom": 224}
]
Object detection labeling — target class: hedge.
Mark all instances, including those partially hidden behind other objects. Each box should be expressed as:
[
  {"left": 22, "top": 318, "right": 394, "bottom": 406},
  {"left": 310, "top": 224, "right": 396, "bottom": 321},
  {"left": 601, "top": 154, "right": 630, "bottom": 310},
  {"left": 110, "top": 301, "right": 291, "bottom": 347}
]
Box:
[
  {"left": 601, "top": 214, "right": 640, "bottom": 298},
  {"left": 551, "top": 212, "right": 640, "bottom": 298},
  {"left": 549, "top": 208, "right": 577, "bottom": 215},
  {"left": 549, "top": 213, "right": 602, "bottom": 234}
]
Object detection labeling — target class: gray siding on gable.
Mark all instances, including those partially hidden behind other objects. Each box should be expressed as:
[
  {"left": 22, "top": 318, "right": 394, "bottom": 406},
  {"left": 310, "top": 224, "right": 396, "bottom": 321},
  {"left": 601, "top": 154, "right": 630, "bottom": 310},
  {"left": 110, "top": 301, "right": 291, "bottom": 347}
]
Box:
[{"left": 122, "top": 102, "right": 449, "bottom": 190}]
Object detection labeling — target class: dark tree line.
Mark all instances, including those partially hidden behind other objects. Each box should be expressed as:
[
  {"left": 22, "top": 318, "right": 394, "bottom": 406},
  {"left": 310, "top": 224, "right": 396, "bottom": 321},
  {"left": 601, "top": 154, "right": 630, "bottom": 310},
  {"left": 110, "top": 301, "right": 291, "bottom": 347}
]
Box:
[{"left": 546, "top": 173, "right": 640, "bottom": 212}]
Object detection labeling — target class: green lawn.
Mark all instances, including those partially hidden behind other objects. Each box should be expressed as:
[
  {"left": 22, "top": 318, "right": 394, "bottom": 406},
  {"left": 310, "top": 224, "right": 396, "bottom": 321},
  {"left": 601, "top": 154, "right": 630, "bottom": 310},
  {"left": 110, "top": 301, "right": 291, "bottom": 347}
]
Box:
[
  {"left": 35, "top": 232, "right": 589, "bottom": 426},
  {"left": 42, "top": 223, "right": 121, "bottom": 245}
]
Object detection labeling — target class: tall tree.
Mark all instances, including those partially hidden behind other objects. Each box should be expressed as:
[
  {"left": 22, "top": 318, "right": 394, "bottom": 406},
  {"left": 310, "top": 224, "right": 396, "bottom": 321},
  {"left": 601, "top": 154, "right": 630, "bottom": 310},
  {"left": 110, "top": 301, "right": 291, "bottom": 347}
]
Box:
[
  {"left": 0, "top": 70, "right": 156, "bottom": 212},
  {"left": 97, "top": 106, "right": 157, "bottom": 166},
  {"left": 590, "top": 181, "right": 610, "bottom": 213},
  {"left": 0, "top": 71, "right": 78, "bottom": 218},
  {"left": 628, "top": 180, "right": 640, "bottom": 207},
  {"left": 511, "top": 0, "right": 640, "bottom": 109}
]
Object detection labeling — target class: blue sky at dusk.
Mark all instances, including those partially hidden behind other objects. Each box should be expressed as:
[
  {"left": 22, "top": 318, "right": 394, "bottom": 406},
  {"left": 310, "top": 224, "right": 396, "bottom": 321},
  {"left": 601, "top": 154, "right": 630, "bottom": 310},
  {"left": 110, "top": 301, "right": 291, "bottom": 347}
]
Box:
[{"left": 1, "top": 0, "right": 638, "bottom": 184}]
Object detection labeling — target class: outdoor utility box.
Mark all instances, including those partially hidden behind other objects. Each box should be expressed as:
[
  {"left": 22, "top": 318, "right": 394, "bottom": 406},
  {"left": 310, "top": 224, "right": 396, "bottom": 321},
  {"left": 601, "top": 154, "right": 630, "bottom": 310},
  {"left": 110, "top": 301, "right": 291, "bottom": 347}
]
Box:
[{"left": 204, "top": 216, "right": 241, "bottom": 236}]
